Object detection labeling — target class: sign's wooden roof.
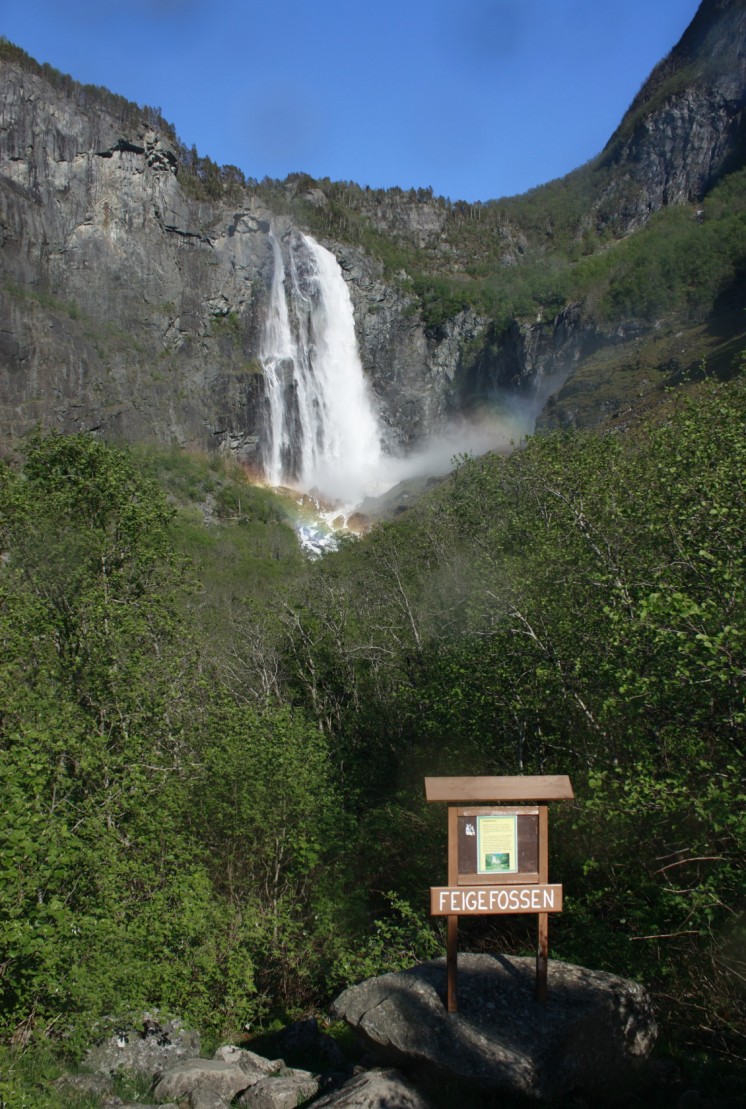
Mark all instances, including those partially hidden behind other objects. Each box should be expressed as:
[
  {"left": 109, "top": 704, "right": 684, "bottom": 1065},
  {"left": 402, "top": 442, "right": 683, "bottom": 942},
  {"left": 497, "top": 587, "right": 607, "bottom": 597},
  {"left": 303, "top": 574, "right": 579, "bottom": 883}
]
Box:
[{"left": 424, "top": 775, "right": 574, "bottom": 802}]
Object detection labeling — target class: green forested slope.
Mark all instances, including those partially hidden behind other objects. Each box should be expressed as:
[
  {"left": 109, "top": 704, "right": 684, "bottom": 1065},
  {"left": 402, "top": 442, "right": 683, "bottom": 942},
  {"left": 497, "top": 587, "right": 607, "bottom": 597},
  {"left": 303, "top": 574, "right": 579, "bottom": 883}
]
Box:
[
  {"left": 255, "top": 162, "right": 746, "bottom": 336},
  {"left": 1, "top": 370, "right": 744, "bottom": 1093},
  {"left": 0, "top": 436, "right": 340, "bottom": 1046},
  {"left": 253, "top": 370, "right": 746, "bottom": 1072}
]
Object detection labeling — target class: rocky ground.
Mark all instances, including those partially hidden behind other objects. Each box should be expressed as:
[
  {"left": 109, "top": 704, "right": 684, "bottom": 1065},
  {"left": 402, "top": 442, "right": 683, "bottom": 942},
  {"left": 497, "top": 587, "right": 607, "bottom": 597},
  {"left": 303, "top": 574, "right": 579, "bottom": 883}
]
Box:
[{"left": 47, "top": 957, "right": 704, "bottom": 1109}]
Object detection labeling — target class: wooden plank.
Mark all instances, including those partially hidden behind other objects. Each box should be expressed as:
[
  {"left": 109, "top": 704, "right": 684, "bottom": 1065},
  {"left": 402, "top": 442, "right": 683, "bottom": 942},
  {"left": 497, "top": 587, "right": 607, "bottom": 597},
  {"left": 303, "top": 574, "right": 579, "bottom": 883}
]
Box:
[
  {"left": 447, "top": 915, "right": 458, "bottom": 1013},
  {"left": 431, "top": 884, "right": 563, "bottom": 915},
  {"left": 425, "top": 775, "right": 574, "bottom": 803},
  {"left": 458, "top": 806, "right": 540, "bottom": 817},
  {"left": 447, "top": 806, "right": 458, "bottom": 1013},
  {"left": 537, "top": 805, "right": 549, "bottom": 1004}
]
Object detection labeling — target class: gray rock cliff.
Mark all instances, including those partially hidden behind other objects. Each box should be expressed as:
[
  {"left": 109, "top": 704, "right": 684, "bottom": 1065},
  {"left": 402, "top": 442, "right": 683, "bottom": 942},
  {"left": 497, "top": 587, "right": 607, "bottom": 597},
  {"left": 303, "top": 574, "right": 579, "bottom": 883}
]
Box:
[
  {"left": 594, "top": 0, "right": 746, "bottom": 230},
  {"left": 1, "top": 0, "right": 745, "bottom": 456},
  {"left": 0, "top": 57, "right": 501, "bottom": 461},
  {"left": 332, "top": 955, "right": 658, "bottom": 1102},
  {"left": 0, "top": 57, "right": 277, "bottom": 458}
]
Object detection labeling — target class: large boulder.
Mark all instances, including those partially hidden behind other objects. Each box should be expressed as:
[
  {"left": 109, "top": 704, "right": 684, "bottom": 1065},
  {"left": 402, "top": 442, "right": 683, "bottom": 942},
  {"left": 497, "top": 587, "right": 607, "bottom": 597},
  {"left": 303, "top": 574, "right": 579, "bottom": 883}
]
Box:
[
  {"left": 311, "top": 1068, "right": 434, "bottom": 1108},
  {"left": 235, "top": 1068, "right": 319, "bottom": 1108},
  {"left": 84, "top": 1015, "right": 201, "bottom": 1079},
  {"left": 332, "top": 955, "right": 657, "bottom": 1102},
  {"left": 152, "top": 1059, "right": 253, "bottom": 1103}
]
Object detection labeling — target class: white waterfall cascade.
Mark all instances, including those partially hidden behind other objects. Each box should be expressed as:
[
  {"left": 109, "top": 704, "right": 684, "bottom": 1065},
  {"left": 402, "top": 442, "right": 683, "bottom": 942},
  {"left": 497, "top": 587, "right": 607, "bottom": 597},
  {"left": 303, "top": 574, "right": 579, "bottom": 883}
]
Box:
[{"left": 259, "top": 229, "right": 383, "bottom": 507}]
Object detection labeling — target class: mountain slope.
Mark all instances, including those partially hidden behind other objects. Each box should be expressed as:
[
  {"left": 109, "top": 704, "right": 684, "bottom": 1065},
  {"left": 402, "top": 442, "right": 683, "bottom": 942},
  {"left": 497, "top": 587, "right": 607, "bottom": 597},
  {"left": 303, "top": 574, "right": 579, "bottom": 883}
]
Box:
[
  {"left": 1, "top": 0, "right": 745, "bottom": 457},
  {"left": 595, "top": 0, "right": 746, "bottom": 229}
]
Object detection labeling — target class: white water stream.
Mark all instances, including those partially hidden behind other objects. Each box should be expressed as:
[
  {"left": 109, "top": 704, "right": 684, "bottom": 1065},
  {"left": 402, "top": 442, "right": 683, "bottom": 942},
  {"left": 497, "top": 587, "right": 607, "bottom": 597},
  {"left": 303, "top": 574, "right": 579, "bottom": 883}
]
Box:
[
  {"left": 260, "top": 229, "right": 383, "bottom": 507},
  {"left": 258, "top": 227, "right": 532, "bottom": 556}
]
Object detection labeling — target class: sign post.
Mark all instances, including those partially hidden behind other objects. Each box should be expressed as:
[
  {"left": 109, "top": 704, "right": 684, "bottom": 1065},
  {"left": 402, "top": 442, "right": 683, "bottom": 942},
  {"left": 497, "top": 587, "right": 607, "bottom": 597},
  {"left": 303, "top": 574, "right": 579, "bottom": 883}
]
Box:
[{"left": 425, "top": 775, "right": 573, "bottom": 1012}]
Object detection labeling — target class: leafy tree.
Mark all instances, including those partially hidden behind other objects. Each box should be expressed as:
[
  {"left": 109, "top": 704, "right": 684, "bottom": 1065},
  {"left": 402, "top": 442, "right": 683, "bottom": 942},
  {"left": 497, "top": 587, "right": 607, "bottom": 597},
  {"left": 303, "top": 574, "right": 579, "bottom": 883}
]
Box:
[
  {"left": 187, "top": 697, "right": 349, "bottom": 1013},
  {"left": 0, "top": 434, "right": 243, "bottom": 1041}
]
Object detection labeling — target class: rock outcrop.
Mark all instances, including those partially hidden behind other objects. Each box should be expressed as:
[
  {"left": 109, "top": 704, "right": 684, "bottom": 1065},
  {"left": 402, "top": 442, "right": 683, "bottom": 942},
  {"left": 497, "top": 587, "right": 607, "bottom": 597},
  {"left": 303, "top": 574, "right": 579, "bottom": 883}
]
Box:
[
  {"left": 0, "top": 54, "right": 268, "bottom": 455},
  {"left": 0, "top": 56, "right": 497, "bottom": 460},
  {"left": 69, "top": 1012, "right": 441, "bottom": 1109},
  {"left": 1, "top": 0, "right": 745, "bottom": 456},
  {"left": 311, "top": 1068, "right": 434, "bottom": 1109},
  {"left": 84, "top": 1015, "right": 201, "bottom": 1078},
  {"left": 595, "top": 0, "right": 746, "bottom": 230},
  {"left": 332, "top": 955, "right": 658, "bottom": 1102},
  {"left": 82, "top": 1017, "right": 325, "bottom": 1109},
  {"left": 54, "top": 998, "right": 693, "bottom": 1108}
]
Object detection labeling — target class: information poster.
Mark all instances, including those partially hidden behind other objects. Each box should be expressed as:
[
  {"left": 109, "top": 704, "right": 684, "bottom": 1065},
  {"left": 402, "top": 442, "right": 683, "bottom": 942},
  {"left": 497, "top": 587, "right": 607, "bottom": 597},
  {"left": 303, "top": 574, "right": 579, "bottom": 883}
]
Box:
[{"left": 477, "top": 814, "right": 517, "bottom": 874}]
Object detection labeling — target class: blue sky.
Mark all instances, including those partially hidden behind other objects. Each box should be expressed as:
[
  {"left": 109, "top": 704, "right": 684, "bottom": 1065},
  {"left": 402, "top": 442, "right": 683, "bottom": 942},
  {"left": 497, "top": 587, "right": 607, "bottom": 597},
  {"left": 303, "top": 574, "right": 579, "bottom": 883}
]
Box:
[{"left": 3, "top": 0, "right": 702, "bottom": 203}]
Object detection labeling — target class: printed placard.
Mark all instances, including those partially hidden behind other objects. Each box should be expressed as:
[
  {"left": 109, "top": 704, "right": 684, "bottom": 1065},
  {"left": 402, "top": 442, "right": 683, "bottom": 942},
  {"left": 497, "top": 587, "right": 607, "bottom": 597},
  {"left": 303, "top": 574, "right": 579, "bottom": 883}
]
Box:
[{"left": 477, "top": 813, "right": 517, "bottom": 874}]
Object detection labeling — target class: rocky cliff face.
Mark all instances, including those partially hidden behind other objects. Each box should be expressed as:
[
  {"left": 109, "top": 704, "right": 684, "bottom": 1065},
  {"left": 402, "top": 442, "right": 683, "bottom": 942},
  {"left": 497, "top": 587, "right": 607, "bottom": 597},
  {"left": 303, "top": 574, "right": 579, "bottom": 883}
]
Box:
[
  {"left": 0, "top": 53, "right": 643, "bottom": 463},
  {"left": 0, "top": 58, "right": 279, "bottom": 458},
  {"left": 0, "top": 58, "right": 500, "bottom": 463},
  {"left": 594, "top": 0, "right": 746, "bottom": 230},
  {"left": 1, "top": 0, "right": 745, "bottom": 459}
]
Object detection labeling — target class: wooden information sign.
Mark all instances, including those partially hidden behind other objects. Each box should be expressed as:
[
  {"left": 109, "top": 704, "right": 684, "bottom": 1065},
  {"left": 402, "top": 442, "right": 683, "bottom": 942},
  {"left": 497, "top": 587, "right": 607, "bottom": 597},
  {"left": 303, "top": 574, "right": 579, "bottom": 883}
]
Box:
[{"left": 425, "top": 775, "right": 573, "bottom": 1012}]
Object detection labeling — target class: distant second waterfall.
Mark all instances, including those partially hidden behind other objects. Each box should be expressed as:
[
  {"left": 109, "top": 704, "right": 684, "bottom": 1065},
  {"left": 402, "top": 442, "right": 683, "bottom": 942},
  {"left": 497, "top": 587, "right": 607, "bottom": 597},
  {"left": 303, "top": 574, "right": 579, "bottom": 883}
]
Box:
[{"left": 259, "top": 229, "right": 383, "bottom": 504}]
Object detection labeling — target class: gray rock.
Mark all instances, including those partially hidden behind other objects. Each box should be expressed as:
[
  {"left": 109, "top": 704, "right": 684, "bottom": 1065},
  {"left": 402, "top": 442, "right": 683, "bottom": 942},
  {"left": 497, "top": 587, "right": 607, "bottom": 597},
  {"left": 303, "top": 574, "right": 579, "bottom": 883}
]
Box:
[
  {"left": 235, "top": 1068, "right": 319, "bottom": 1108},
  {"left": 102, "top": 1104, "right": 178, "bottom": 1109},
  {"left": 153, "top": 1059, "right": 251, "bottom": 1103},
  {"left": 311, "top": 1067, "right": 434, "bottom": 1108},
  {"left": 595, "top": 1, "right": 746, "bottom": 232},
  {"left": 270, "top": 1019, "right": 347, "bottom": 1074},
  {"left": 274, "top": 1017, "right": 319, "bottom": 1056},
  {"left": 52, "top": 1072, "right": 115, "bottom": 1099},
  {"left": 189, "top": 1088, "right": 230, "bottom": 1109},
  {"left": 213, "top": 1045, "right": 284, "bottom": 1078},
  {"left": 332, "top": 955, "right": 657, "bottom": 1102},
  {"left": 84, "top": 1017, "right": 201, "bottom": 1079}
]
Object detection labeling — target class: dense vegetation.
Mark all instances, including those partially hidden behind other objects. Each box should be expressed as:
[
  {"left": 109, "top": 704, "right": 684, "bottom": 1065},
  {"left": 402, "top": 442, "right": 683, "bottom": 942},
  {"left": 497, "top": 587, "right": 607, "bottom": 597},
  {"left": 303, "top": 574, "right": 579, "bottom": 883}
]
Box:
[{"left": 1, "top": 369, "right": 744, "bottom": 1101}]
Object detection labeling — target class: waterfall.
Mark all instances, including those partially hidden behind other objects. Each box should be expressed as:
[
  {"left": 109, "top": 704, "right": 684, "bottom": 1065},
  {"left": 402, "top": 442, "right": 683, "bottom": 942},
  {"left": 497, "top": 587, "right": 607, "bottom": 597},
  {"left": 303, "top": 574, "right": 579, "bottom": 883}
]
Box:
[{"left": 259, "top": 228, "right": 383, "bottom": 504}]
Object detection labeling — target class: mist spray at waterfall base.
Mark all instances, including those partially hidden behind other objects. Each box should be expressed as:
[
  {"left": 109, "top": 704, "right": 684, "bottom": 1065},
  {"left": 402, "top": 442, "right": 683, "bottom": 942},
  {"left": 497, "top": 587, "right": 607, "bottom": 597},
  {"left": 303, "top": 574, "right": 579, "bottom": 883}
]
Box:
[
  {"left": 260, "top": 408, "right": 533, "bottom": 558},
  {"left": 258, "top": 228, "right": 535, "bottom": 554}
]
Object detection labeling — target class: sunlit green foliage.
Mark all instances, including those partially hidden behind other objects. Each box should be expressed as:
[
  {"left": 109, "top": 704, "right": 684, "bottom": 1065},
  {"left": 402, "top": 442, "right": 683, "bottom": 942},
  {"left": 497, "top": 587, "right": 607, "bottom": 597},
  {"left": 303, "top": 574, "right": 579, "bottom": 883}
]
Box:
[
  {"left": 0, "top": 434, "right": 339, "bottom": 1051},
  {"left": 0, "top": 434, "right": 212, "bottom": 1040}
]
